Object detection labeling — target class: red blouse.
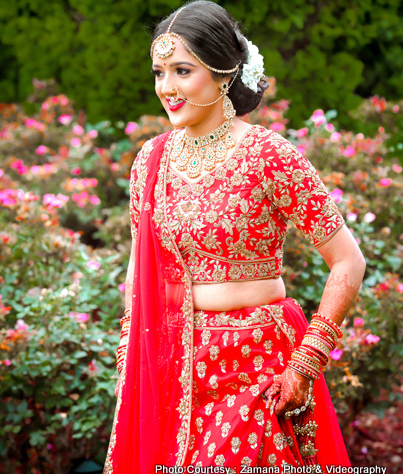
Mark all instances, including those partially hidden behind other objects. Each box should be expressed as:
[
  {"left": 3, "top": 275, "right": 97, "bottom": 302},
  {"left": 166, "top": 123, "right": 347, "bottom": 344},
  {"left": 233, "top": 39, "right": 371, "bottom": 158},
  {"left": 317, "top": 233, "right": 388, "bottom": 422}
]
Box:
[{"left": 130, "top": 125, "right": 345, "bottom": 284}]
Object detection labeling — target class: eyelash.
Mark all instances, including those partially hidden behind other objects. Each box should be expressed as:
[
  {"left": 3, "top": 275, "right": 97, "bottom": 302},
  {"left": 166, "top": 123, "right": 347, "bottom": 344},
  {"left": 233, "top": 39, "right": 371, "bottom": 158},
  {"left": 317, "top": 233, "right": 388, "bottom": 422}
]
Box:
[{"left": 151, "top": 68, "right": 190, "bottom": 77}]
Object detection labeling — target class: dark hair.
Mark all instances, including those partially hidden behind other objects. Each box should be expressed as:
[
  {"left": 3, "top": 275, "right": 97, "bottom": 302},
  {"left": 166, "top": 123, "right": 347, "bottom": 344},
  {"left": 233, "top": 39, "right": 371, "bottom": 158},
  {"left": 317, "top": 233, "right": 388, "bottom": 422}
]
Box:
[{"left": 151, "top": 0, "right": 268, "bottom": 116}]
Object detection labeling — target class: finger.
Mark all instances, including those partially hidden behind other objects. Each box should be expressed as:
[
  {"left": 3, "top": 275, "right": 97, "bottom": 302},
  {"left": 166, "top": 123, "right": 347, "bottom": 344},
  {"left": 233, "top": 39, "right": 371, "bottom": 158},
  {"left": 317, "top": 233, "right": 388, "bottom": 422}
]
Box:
[
  {"left": 274, "top": 393, "right": 292, "bottom": 417},
  {"left": 265, "top": 384, "right": 281, "bottom": 406}
]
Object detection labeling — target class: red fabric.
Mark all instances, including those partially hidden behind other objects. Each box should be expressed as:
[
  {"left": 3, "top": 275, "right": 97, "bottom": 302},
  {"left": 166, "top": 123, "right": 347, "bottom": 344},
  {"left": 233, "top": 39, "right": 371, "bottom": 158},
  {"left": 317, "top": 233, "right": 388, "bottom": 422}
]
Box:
[
  {"left": 103, "top": 130, "right": 350, "bottom": 473},
  {"left": 163, "top": 125, "right": 345, "bottom": 284}
]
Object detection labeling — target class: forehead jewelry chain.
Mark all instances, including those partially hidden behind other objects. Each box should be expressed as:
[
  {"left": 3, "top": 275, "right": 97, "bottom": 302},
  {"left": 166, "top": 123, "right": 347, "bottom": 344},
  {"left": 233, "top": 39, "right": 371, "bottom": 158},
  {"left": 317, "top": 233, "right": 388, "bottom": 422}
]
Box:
[{"left": 151, "top": 6, "right": 240, "bottom": 76}]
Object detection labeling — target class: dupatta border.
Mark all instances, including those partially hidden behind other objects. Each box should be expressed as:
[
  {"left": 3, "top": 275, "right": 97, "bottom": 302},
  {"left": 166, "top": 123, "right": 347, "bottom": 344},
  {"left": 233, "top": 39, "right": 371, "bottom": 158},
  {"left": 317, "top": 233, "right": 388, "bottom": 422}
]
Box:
[{"left": 160, "top": 130, "right": 195, "bottom": 464}]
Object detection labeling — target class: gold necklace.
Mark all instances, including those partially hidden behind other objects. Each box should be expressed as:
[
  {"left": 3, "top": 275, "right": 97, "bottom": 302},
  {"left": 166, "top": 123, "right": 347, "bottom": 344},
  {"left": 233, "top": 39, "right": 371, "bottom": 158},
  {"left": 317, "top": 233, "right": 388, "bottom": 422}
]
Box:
[{"left": 170, "top": 118, "right": 235, "bottom": 179}]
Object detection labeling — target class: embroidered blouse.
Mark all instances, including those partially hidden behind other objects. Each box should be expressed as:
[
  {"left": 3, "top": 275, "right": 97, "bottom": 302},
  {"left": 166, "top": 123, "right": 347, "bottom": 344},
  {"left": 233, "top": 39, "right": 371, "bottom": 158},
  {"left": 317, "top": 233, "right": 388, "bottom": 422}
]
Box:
[{"left": 129, "top": 125, "right": 345, "bottom": 284}]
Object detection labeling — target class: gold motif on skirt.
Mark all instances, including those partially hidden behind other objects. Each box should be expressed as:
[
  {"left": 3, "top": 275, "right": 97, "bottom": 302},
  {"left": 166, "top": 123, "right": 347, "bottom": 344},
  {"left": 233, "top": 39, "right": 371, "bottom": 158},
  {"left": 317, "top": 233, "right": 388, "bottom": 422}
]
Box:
[
  {"left": 209, "top": 345, "right": 220, "bottom": 361},
  {"left": 219, "top": 359, "right": 227, "bottom": 373},
  {"left": 207, "top": 442, "right": 216, "bottom": 458},
  {"left": 252, "top": 327, "right": 264, "bottom": 343},
  {"left": 253, "top": 355, "right": 264, "bottom": 371},
  {"left": 221, "top": 422, "right": 231, "bottom": 437},
  {"left": 238, "top": 372, "right": 252, "bottom": 384},
  {"left": 203, "top": 431, "right": 211, "bottom": 446},
  {"left": 239, "top": 405, "right": 250, "bottom": 421},
  {"left": 248, "top": 432, "right": 258, "bottom": 449},
  {"left": 229, "top": 437, "right": 241, "bottom": 455},
  {"left": 241, "top": 345, "right": 251, "bottom": 357},
  {"left": 205, "top": 402, "right": 214, "bottom": 416},
  {"left": 215, "top": 411, "right": 223, "bottom": 426},
  {"left": 254, "top": 409, "right": 265, "bottom": 426}
]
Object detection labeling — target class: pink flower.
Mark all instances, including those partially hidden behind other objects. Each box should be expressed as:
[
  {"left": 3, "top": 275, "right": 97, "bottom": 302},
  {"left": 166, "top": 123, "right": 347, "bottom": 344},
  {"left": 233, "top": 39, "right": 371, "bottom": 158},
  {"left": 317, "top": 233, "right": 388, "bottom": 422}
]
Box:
[
  {"left": 392, "top": 164, "right": 402, "bottom": 173},
  {"left": 10, "top": 159, "right": 28, "bottom": 175},
  {"left": 4, "top": 360, "right": 11, "bottom": 366},
  {"left": 392, "top": 105, "right": 399, "bottom": 113},
  {"left": 355, "top": 238, "right": 361, "bottom": 244},
  {"left": 30, "top": 165, "right": 41, "bottom": 175},
  {"left": 330, "top": 188, "right": 343, "bottom": 203},
  {"left": 87, "top": 261, "right": 100, "bottom": 270},
  {"left": 330, "top": 132, "right": 341, "bottom": 142},
  {"left": 88, "top": 195, "right": 101, "bottom": 205},
  {"left": 125, "top": 122, "right": 138, "bottom": 135},
  {"left": 42, "top": 102, "right": 50, "bottom": 110},
  {"left": 270, "top": 122, "right": 285, "bottom": 132},
  {"left": 325, "top": 123, "right": 335, "bottom": 132},
  {"left": 43, "top": 193, "right": 69, "bottom": 209},
  {"left": 76, "top": 313, "right": 89, "bottom": 322},
  {"left": 329, "top": 349, "right": 343, "bottom": 361},
  {"left": 36, "top": 145, "right": 47, "bottom": 155},
  {"left": 110, "top": 163, "right": 119, "bottom": 172},
  {"left": 71, "top": 167, "right": 81, "bottom": 175},
  {"left": 376, "top": 156, "right": 383, "bottom": 163},
  {"left": 297, "top": 145, "right": 305, "bottom": 155},
  {"left": 0, "top": 169, "right": 3, "bottom": 178},
  {"left": 46, "top": 444, "right": 53, "bottom": 450},
  {"left": 89, "top": 178, "right": 98, "bottom": 187},
  {"left": 363, "top": 212, "right": 376, "bottom": 223},
  {"left": 396, "top": 283, "right": 403, "bottom": 293},
  {"left": 347, "top": 213, "right": 357, "bottom": 222},
  {"left": 51, "top": 96, "right": 59, "bottom": 104},
  {"left": 311, "top": 109, "right": 326, "bottom": 126},
  {"left": 58, "top": 114, "right": 73, "bottom": 125},
  {"left": 73, "top": 125, "right": 84, "bottom": 135},
  {"left": 365, "top": 334, "right": 380, "bottom": 344},
  {"left": 344, "top": 146, "right": 356, "bottom": 157},
  {"left": 71, "top": 138, "right": 81, "bottom": 147},
  {"left": 88, "top": 129, "right": 98, "bottom": 138},
  {"left": 354, "top": 318, "right": 364, "bottom": 327},
  {"left": 16, "top": 319, "right": 29, "bottom": 331},
  {"left": 355, "top": 133, "right": 364, "bottom": 140},
  {"left": 88, "top": 359, "right": 97, "bottom": 372},
  {"left": 119, "top": 283, "right": 126, "bottom": 292},
  {"left": 296, "top": 127, "right": 308, "bottom": 138},
  {"left": 60, "top": 96, "right": 69, "bottom": 106},
  {"left": 380, "top": 178, "right": 392, "bottom": 187}
]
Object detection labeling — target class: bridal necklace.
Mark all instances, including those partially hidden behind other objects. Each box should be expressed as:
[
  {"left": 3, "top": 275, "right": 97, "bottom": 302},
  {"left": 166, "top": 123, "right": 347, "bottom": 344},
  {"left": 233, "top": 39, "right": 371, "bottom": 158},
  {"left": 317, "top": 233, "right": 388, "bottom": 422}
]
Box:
[{"left": 170, "top": 117, "right": 236, "bottom": 179}]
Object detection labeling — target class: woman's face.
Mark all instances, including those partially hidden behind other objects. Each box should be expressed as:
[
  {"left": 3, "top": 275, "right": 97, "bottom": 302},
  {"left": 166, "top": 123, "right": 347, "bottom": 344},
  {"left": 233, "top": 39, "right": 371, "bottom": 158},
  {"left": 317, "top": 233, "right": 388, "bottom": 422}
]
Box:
[{"left": 152, "top": 38, "right": 226, "bottom": 136}]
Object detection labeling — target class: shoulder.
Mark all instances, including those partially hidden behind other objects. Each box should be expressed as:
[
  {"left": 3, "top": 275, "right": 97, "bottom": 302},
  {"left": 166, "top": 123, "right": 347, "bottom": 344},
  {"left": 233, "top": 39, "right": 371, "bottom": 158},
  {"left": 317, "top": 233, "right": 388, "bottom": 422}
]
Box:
[{"left": 251, "top": 125, "right": 300, "bottom": 156}]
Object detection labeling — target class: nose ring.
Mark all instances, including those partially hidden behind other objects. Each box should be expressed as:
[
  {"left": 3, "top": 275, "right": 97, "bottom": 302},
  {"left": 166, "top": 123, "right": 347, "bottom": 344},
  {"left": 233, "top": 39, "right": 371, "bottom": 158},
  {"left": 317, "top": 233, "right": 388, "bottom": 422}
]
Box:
[{"left": 172, "top": 87, "right": 180, "bottom": 100}]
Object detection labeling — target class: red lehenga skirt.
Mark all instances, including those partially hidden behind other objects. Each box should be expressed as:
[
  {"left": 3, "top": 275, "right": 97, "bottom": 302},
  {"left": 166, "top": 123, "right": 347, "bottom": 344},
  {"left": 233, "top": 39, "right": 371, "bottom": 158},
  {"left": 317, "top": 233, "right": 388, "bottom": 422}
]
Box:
[{"left": 183, "top": 297, "right": 350, "bottom": 470}]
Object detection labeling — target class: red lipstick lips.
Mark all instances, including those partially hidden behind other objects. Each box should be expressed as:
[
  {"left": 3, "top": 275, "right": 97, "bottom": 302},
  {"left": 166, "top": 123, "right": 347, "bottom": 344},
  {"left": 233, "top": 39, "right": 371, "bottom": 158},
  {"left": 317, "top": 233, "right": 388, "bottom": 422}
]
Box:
[{"left": 167, "top": 98, "right": 186, "bottom": 111}]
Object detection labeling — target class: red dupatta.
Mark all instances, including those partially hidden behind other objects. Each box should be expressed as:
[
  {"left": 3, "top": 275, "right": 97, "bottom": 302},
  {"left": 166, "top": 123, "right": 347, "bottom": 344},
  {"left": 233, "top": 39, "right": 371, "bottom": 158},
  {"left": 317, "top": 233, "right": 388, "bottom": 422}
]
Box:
[
  {"left": 103, "top": 130, "right": 195, "bottom": 473},
  {"left": 103, "top": 130, "right": 350, "bottom": 472}
]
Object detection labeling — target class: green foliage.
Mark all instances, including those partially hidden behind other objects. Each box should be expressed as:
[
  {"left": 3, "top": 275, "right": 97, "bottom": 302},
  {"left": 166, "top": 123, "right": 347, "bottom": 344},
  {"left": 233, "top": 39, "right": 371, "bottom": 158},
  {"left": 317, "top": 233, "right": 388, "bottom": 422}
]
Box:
[{"left": 1, "top": 0, "right": 403, "bottom": 129}]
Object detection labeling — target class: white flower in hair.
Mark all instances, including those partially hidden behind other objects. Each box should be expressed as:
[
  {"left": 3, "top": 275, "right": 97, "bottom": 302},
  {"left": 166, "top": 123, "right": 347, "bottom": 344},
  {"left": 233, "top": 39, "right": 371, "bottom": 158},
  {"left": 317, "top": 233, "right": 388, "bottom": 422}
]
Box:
[{"left": 241, "top": 40, "right": 265, "bottom": 92}]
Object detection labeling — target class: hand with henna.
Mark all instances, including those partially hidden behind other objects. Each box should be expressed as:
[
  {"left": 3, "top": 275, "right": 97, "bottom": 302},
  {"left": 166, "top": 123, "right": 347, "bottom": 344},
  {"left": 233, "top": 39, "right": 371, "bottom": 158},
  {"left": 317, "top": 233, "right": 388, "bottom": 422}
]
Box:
[{"left": 264, "top": 367, "right": 311, "bottom": 417}]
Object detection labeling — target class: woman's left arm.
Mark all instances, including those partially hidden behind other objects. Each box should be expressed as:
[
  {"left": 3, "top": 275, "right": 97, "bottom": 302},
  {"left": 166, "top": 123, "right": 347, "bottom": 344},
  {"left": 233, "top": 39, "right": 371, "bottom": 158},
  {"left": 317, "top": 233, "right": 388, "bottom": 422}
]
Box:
[
  {"left": 315, "top": 224, "right": 366, "bottom": 326},
  {"left": 265, "top": 224, "right": 366, "bottom": 416}
]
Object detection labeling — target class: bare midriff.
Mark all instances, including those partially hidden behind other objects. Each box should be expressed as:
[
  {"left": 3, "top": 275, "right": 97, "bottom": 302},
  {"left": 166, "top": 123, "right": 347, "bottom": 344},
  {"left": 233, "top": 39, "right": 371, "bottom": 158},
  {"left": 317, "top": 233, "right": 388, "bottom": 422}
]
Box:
[{"left": 192, "top": 277, "right": 287, "bottom": 311}]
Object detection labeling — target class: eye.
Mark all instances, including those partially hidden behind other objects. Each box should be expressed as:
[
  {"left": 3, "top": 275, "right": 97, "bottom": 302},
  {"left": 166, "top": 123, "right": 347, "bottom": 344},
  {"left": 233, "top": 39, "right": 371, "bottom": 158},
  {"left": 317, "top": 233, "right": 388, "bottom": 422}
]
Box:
[
  {"left": 177, "top": 68, "right": 190, "bottom": 76},
  {"left": 151, "top": 69, "right": 162, "bottom": 77}
]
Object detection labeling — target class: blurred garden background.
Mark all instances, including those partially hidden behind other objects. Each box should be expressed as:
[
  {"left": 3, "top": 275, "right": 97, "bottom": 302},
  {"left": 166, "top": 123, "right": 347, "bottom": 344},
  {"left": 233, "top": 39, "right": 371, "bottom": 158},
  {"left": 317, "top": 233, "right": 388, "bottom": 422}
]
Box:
[{"left": 1, "top": 0, "right": 403, "bottom": 473}]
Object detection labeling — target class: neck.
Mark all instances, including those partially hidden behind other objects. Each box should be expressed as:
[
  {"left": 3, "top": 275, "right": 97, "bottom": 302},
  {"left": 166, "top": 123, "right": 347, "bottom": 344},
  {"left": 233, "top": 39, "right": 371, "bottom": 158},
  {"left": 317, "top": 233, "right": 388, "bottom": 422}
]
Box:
[{"left": 183, "top": 103, "right": 227, "bottom": 137}]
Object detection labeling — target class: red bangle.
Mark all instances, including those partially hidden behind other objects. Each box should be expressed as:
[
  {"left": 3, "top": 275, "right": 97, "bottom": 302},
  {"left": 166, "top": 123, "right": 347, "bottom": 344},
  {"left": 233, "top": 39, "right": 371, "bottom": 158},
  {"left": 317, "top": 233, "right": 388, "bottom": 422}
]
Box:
[{"left": 312, "top": 313, "right": 343, "bottom": 338}]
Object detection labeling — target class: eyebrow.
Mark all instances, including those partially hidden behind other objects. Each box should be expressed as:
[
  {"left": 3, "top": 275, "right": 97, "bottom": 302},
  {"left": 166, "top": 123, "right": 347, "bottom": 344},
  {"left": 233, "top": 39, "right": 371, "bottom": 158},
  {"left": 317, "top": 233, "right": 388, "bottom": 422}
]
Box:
[{"left": 152, "top": 61, "right": 197, "bottom": 68}]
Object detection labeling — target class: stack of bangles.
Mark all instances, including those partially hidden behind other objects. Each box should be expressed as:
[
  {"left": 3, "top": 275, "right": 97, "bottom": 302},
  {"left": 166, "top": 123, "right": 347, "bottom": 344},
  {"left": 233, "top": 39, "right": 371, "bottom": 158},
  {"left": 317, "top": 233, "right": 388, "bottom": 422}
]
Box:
[
  {"left": 288, "top": 313, "right": 343, "bottom": 381},
  {"left": 116, "top": 308, "right": 131, "bottom": 374}
]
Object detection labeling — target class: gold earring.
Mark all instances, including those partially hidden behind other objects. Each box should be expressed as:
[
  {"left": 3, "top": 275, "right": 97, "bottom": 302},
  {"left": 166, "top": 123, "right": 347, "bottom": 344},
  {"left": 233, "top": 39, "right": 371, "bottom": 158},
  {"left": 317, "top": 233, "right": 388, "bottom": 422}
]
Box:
[{"left": 220, "top": 83, "right": 236, "bottom": 119}]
